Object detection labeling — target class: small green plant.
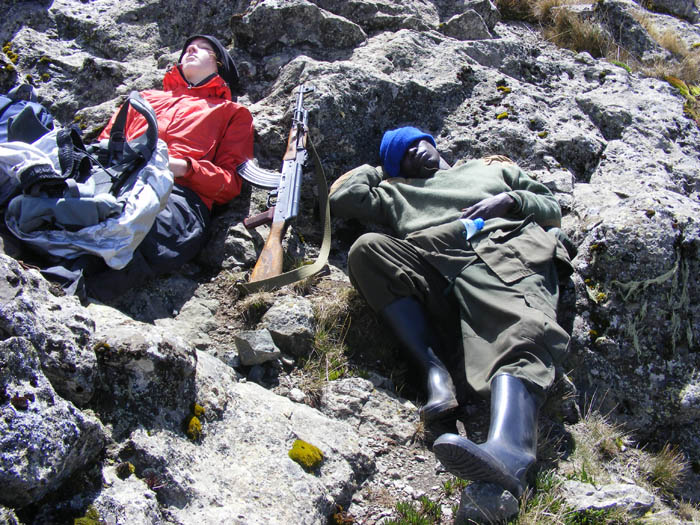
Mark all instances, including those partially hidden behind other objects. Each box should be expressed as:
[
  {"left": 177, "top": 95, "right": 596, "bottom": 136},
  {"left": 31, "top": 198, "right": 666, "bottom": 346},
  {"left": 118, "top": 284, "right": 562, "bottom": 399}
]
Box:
[
  {"left": 563, "top": 507, "right": 631, "bottom": 525},
  {"left": 384, "top": 495, "right": 442, "bottom": 525},
  {"left": 442, "top": 476, "right": 469, "bottom": 497}
]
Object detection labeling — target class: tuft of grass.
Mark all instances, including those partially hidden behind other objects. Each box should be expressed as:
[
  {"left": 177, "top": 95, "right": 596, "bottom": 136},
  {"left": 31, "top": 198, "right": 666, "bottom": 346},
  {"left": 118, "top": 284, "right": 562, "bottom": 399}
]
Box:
[
  {"left": 494, "top": 0, "right": 539, "bottom": 22},
  {"left": 516, "top": 469, "right": 566, "bottom": 524},
  {"left": 678, "top": 500, "right": 700, "bottom": 522},
  {"left": 384, "top": 496, "right": 443, "bottom": 525},
  {"left": 237, "top": 291, "right": 274, "bottom": 327},
  {"left": 641, "top": 443, "right": 688, "bottom": 494},
  {"left": 543, "top": 8, "right": 612, "bottom": 58},
  {"left": 298, "top": 290, "right": 357, "bottom": 399}
]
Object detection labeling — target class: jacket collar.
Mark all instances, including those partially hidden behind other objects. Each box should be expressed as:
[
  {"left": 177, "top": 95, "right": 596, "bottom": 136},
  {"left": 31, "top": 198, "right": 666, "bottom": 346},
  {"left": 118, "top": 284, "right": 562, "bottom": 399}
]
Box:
[{"left": 162, "top": 65, "right": 233, "bottom": 100}]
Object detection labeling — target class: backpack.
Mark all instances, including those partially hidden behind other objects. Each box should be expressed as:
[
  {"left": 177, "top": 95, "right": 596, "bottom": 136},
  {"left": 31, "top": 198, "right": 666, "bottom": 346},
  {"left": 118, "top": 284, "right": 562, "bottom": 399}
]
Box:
[
  {"left": 0, "top": 84, "right": 54, "bottom": 144},
  {"left": 2, "top": 91, "right": 173, "bottom": 269}
]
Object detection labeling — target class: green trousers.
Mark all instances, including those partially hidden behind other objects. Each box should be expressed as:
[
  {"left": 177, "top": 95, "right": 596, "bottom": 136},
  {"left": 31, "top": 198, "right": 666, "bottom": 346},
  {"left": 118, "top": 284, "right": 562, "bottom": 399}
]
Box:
[{"left": 347, "top": 219, "right": 570, "bottom": 402}]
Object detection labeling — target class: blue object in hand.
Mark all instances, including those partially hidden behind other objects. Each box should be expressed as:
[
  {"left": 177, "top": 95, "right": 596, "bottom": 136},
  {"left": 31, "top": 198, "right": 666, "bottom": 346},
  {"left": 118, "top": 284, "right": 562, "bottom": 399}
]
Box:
[{"left": 460, "top": 217, "right": 484, "bottom": 241}]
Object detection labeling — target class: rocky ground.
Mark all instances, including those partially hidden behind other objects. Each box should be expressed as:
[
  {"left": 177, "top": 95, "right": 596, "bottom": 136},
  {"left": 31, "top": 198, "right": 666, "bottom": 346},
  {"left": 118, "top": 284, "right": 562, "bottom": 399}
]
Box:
[{"left": 3, "top": 0, "right": 700, "bottom": 523}]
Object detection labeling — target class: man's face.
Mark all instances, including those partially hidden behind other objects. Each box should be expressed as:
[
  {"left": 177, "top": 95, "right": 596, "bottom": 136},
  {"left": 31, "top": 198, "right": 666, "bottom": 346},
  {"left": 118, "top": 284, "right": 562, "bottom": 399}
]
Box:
[
  {"left": 181, "top": 38, "right": 218, "bottom": 84},
  {"left": 399, "top": 139, "right": 441, "bottom": 178}
]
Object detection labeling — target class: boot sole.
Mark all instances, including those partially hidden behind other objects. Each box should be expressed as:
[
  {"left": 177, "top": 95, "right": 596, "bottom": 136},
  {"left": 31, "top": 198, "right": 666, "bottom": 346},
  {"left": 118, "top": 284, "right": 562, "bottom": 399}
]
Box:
[
  {"left": 433, "top": 433, "right": 524, "bottom": 498},
  {"left": 420, "top": 398, "right": 459, "bottom": 423}
]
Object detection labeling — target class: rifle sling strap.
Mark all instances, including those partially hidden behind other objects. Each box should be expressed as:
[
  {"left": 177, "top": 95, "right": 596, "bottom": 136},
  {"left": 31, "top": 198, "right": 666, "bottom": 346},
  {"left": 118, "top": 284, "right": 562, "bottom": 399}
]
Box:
[{"left": 239, "top": 137, "right": 331, "bottom": 293}]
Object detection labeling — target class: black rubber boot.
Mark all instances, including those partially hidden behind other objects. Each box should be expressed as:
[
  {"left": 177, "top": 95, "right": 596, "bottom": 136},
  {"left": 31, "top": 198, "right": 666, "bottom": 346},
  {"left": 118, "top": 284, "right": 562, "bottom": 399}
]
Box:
[
  {"left": 432, "top": 374, "right": 538, "bottom": 498},
  {"left": 381, "top": 297, "right": 458, "bottom": 422}
]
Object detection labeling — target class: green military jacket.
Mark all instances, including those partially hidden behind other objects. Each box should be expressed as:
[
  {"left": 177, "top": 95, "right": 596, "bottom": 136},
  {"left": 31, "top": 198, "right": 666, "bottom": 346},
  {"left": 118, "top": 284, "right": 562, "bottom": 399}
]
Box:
[
  {"left": 330, "top": 159, "right": 573, "bottom": 396},
  {"left": 329, "top": 159, "right": 562, "bottom": 238}
]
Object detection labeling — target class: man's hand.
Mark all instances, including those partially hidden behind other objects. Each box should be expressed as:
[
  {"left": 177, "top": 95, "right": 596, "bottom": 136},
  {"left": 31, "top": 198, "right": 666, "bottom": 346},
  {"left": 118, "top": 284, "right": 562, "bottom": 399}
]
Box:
[
  {"left": 169, "top": 158, "right": 189, "bottom": 178},
  {"left": 461, "top": 193, "right": 515, "bottom": 220}
]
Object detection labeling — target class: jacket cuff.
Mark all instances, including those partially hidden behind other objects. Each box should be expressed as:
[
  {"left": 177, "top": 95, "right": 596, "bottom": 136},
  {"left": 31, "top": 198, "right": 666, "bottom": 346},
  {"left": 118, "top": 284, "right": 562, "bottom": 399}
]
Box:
[{"left": 507, "top": 191, "right": 523, "bottom": 214}]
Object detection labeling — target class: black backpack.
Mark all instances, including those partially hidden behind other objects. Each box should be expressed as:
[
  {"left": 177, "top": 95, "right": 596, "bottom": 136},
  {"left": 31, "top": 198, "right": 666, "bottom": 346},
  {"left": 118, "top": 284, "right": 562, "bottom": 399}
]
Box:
[{"left": 0, "top": 84, "right": 54, "bottom": 144}]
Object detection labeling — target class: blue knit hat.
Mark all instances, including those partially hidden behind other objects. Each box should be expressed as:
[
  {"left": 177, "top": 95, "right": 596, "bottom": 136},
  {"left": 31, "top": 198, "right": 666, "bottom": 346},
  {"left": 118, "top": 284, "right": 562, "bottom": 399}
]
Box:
[{"left": 379, "top": 126, "right": 436, "bottom": 178}]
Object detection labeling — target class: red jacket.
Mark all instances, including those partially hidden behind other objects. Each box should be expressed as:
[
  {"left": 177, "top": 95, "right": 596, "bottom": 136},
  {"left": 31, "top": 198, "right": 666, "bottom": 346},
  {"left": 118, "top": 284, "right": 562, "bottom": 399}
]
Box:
[{"left": 99, "top": 67, "right": 254, "bottom": 209}]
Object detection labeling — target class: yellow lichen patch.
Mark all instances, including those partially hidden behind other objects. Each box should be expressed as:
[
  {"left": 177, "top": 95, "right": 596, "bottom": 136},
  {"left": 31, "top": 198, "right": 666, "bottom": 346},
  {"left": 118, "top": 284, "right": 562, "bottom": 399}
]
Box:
[
  {"left": 92, "top": 341, "right": 111, "bottom": 352},
  {"left": 74, "top": 505, "right": 102, "bottom": 525},
  {"left": 116, "top": 461, "right": 135, "bottom": 479},
  {"left": 538, "top": 131, "right": 549, "bottom": 138},
  {"left": 185, "top": 416, "right": 202, "bottom": 441},
  {"left": 496, "top": 111, "right": 509, "bottom": 119},
  {"left": 497, "top": 85, "right": 512, "bottom": 94},
  {"left": 192, "top": 403, "right": 205, "bottom": 418},
  {"left": 2, "top": 42, "right": 18, "bottom": 64},
  {"left": 288, "top": 439, "right": 324, "bottom": 470}
]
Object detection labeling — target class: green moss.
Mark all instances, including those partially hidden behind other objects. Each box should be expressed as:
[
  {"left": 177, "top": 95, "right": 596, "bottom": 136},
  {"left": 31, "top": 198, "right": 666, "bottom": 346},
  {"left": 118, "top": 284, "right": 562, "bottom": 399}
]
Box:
[
  {"left": 538, "top": 131, "right": 549, "bottom": 138},
  {"left": 610, "top": 60, "right": 632, "bottom": 73},
  {"left": 288, "top": 439, "right": 323, "bottom": 470},
  {"left": 38, "top": 55, "right": 52, "bottom": 65},
  {"left": 666, "top": 75, "right": 700, "bottom": 128},
  {"left": 74, "top": 505, "right": 102, "bottom": 525},
  {"left": 41, "top": 73, "right": 50, "bottom": 82}
]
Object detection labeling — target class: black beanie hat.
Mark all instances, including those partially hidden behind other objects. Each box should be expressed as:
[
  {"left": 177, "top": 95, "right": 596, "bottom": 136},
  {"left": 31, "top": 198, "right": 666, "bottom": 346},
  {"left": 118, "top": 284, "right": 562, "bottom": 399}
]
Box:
[{"left": 179, "top": 35, "right": 239, "bottom": 95}]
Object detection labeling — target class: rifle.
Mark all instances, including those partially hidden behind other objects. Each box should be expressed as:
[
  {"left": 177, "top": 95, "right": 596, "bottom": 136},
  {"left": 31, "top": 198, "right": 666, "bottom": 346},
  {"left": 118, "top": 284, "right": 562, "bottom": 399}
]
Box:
[{"left": 237, "top": 84, "right": 316, "bottom": 283}]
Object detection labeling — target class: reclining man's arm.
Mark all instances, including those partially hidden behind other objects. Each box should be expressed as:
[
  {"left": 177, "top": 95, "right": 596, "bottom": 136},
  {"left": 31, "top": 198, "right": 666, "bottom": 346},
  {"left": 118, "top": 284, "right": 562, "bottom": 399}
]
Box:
[
  {"left": 329, "top": 164, "right": 387, "bottom": 223},
  {"left": 500, "top": 163, "right": 562, "bottom": 228}
]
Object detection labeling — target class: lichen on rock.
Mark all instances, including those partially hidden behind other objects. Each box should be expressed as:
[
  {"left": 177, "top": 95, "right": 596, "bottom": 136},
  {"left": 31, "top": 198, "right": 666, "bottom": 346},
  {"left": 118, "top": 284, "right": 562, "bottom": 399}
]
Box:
[{"left": 288, "top": 439, "right": 324, "bottom": 470}]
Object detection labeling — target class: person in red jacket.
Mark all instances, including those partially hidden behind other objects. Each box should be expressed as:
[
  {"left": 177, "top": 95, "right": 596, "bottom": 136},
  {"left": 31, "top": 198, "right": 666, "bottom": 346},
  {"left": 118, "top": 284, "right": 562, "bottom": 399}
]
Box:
[{"left": 86, "top": 35, "right": 254, "bottom": 301}]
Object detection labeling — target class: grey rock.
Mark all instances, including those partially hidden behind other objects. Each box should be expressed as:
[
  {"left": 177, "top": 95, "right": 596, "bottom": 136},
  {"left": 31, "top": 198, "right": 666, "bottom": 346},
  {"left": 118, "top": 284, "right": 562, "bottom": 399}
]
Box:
[
  {"left": 440, "top": 10, "right": 493, "bottom": 41},
  {"left": 92, "top": 465, "right": 165, "bottom": 525},
  {"left": 465, "top": 0, "right": 501, "bottom": 29},
  {"left": 320, "top": 378, "right": 419, "bottom": 444},
  {"left": 594, "top": 0, "right": 669, "bottom": 63},
  {"left": 3, "top": 0, "right": 700, "bottom": 520},
  {"left": 155, "top": 296, "right": 220, "bottom": 351},
  {"left": 0, "top": 254, "right": 96, "bottom": 406},
  {"left": 88, "top": 303, "right": 197, "bottom": 439},
  {"left": 194, "top": 349, "right": 242, "bottom": 421},
  {"left": 455, "top": 482, "right": 520, "bottom": 524},
  {"left": 116, "top": 380, "right": 374, "bottom": 525},
  {"left": 232, "top": 0, "right": 367, "bottom": 58},
  {"left": 0, "top": 506, "right": 19, "bottom": 525},
  {"left": 259, "top": 296, "right": 315, "bottom": 357},
  {"left": 634, "top": 0, "right": 700, "bottom": 23},
  {"left": 560, "top": 480, "right": 655, "bottom": 516},
  {"left": 309, "top": 0, "right": 439, "bottom": 33},
  {"left": 235, "top": 329, "right": 282, "bottom": 366},
  {"left": 108, "top": 274, "right": 200, "bottom": 324},
  {"left": 289, "top": 387, "right": 307, "bottom": 403},
  {"left": 0, "top": 337, "right": 106, "bottom": 508}
]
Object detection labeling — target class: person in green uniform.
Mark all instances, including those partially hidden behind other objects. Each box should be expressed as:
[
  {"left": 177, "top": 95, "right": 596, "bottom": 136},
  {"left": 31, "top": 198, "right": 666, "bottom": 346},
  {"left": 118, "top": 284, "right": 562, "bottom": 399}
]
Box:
[{"left": 329, "top": 126, "right": 573, "bottom": 498}]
